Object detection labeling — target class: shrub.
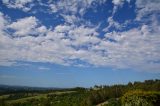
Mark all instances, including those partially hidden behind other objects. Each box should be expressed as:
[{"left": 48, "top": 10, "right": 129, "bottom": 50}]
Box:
[{"left": 121, "top": 90, "right": 160, "bottom": 106}]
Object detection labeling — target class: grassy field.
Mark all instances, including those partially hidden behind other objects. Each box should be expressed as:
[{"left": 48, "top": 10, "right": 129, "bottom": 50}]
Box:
[
  {"left": 2, "top": 91, "right": 76, "bottom": 105},
  {"left": 0, "top": 95, "right": 10, "bottom": 99}
]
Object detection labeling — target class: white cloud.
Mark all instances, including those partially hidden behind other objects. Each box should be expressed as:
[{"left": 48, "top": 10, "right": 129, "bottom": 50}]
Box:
[
  {"left": 36, "top": 26, "right": 47, "bottom": 34},
  {"left": 2, "top": 0, "right": 34, "bottom": 12},
  {"left": 135, "top": 0, "right": 160, "bottom": 21},
  {"left": 112, "top": 0, "right": 124, "bottom": 5},
  {"left": 38, "top": 66, "right": 50, "bottom": 70},
  {"left": 49, "top": 0, "right": 107, "bottom": 16},
  {"left": 1, "top": 17, "right": 159, "bottom": 72},
  {"left": 61, "top": 14, "right": 81, "bottom": 24},
  {"left": 8, "top": 16, "right": 38, "bottom": 36},
  {"left": 49, "top": 4, "right": 58, "bottom": 13},
  {"left": 0, "top": 12, "right": 6, "bottom": 30},
  {"left": 107, "top": 0, "right": 131, "bottom": 29},
  {"left": 112, "top": 0, "right": 128, "bottom": 15},
  {"left": 0, "top": 0, "right": 160, "bottom": 73},
  {"left": 103, "top": 16, "right": 121, "bottom": 32},
  {"left": 1, "top": 15, "right": 96, "bottom": 66}
]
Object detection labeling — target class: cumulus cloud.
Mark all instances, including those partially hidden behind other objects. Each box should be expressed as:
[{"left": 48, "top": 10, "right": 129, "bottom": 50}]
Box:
[
  {"left": 2, "top": 0, "right": 34, "bottom": 11},
  {"left": 0, "top": 0, "right": 160, "bottom": 72},
  {"left": 103, "top": 26, "right": 160, "bottom": 72},
  {"left": 0, "top": 14, "right": 98, "bottom": 67},
  {"left": 7, "top": 16, "right": 38, "bottom": 36},
  {"left": 135, "top": 0, "right": 160, "bottom": 21},
  {"left": 0, "top": 12, "right": 160, "bottom": 72},
  {"left": 49, "top": 0, "right": 107, "bottom": 16}
]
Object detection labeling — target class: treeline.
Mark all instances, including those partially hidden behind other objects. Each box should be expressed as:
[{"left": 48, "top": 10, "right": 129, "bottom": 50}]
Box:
[
  {"left": 0, "top": 86, "right": 71, "bottom": 96},
  {"left": 0, "top": 79, "right": 160, "bottom": 106},
  {"left": 81, "top": 79, "right": 160, "bottom": 106}
]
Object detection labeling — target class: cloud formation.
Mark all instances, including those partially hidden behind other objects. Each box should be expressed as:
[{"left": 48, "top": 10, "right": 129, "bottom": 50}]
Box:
[
  {"left": 2, "top": 0, "right": 34, "bottom": 11},
  {"left": 8, "top": 16, "right": 38, "bottom": 36},
  {"left": 49, "top": 0, "right": 107, "bottom": 15},
  {"left": 0, "top": 0, "right": 160, "bottom": 72}
]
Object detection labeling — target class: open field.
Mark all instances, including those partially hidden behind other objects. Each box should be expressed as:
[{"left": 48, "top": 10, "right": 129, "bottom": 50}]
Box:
[{"left": 5, "top": 91, "right": 76, "bottom": 104}]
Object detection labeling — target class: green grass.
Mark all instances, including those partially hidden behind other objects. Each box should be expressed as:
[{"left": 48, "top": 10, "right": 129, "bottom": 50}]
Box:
[
  {"left": 0, "top": 95, "right": 10, "bottom": 99},
  {"left": 5, "top": 91, "right": 76, "bottom": 104}
]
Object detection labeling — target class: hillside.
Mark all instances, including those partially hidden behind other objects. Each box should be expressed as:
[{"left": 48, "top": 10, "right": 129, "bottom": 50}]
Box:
[{"left": 0, "top": 79, "right": 160, "bottom": 106}]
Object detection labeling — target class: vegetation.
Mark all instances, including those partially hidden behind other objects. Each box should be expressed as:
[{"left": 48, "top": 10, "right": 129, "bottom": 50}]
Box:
[
  {"left": 121, "top": 90, "right": 160, "bottom": 106},
  {"left": 0, "top": 79, "right": 159, "bottom": 106}
]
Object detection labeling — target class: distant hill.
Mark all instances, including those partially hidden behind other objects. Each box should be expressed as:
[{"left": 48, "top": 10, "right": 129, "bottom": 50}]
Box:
[{"left": 0, "top": 84, "right": 63, "bottom": 95}]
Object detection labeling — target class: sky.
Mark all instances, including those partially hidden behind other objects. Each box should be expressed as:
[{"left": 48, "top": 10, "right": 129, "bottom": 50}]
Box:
[{"left": 0, "top": 0, "right": 160, "bottom": 88}]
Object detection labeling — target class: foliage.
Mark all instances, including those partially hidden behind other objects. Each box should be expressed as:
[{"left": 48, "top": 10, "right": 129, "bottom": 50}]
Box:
[
  {"left": 0, "top": 79, "right": 159, "bottom": 106},
  {"left": 121, "top": 90, "right": 160, "bottom": 106},
  {"left": 104, "top": 98, "right": 121, "bottom": 106}
]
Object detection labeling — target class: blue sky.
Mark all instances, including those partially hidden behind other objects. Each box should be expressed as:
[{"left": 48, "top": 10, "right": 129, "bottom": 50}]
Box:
[{"left": 0, "top": 0, "right": 160, "bottom": 87}]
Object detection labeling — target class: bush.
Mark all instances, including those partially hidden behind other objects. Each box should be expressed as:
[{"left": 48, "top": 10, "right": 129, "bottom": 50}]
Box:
[
  {"left": 121, "top": 90, "right": 160, "bottom": 106},
  {"left": 105, "top": 98, "right": 121, "bottom": 106}
]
